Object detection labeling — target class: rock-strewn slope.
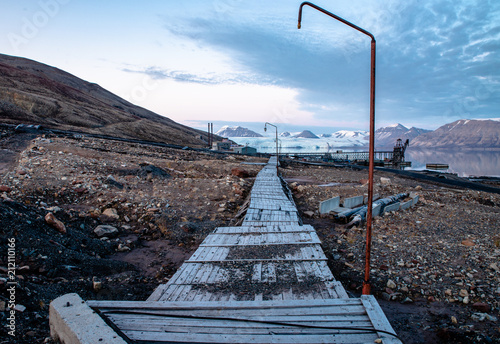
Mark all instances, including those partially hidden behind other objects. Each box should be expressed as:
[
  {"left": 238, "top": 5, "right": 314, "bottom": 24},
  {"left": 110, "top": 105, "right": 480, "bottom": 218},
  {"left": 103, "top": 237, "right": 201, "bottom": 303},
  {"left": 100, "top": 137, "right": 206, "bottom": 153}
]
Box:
[{"left": 0, "top": 53, "right": 209, "bottom": 147}]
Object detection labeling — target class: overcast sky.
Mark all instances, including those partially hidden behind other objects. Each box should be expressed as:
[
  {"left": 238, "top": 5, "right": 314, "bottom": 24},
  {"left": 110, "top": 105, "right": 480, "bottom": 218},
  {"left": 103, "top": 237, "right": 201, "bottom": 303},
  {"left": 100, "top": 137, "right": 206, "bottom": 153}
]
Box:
[{"left": 1, "top": 0, "right": 499, "bottom": 134}]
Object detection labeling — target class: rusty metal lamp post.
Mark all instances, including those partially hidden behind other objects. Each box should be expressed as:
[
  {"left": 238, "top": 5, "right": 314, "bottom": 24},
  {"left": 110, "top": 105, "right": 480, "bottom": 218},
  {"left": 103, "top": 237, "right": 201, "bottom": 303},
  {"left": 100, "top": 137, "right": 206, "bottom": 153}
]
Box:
[
  {"left": 298, "top": 1, "right": 376, "bottom": 295},
  {"left": 264, "top": 122, "right": 279, "bottom": 168}
]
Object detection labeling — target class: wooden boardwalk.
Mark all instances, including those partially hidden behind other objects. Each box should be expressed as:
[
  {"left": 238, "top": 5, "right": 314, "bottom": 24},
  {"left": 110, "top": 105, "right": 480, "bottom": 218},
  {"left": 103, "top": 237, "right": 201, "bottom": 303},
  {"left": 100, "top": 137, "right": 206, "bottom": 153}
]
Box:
[{"left": 88, "top": 157, "right": 401, "bottom": 343}]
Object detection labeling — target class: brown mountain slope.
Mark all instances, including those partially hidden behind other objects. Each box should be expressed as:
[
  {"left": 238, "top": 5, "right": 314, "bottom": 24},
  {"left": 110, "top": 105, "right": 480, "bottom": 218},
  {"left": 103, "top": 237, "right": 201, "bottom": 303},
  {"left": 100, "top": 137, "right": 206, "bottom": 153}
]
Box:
[
  {"left": 411, "top": 119, "right": 500, "bottom": 148},
  {"left": 0, "top": 53, "right": 209, "bottom": 147}
]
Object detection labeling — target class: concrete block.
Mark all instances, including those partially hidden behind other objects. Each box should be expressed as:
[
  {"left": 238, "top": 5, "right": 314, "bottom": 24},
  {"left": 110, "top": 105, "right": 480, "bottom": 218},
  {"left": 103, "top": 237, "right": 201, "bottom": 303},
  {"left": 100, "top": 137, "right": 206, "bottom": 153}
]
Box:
[
  {"left": 319, "top": 196, "right": 340, "bottom": 214},
  {"left": 50, "top": 293, "right": 127, "bottom": 344},
  {"left": 344, "top": 196, "right": 364, "bottom": 209},
  {"left": 364, "top": 194, "right": 380, "bottom": 204},
  {"left": 411, "top": 195, "right": 419, "bottom": 207},
  {"left": 383, "top": 202, "right": 400, "bottom": 214},
  {"left": 400, "top": 200, "right": 413, "bottom": 210},
  {"left": 372, "top": 203, "right": 382, "bottom": 217}
]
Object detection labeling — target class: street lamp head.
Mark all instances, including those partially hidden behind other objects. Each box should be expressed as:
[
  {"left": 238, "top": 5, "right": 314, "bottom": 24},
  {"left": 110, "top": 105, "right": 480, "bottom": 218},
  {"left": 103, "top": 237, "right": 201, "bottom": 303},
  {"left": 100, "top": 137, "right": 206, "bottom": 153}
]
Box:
[{"left": 264, "top": 126, "right": 267, "bottom": 132}]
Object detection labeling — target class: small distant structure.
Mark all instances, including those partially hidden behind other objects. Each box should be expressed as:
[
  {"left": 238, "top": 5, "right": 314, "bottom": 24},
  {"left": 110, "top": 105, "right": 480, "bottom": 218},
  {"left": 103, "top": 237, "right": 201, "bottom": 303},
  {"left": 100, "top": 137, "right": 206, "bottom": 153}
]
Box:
[
  {"left": 232, "top": 146, "right": 257, "bottom": 156},
  {"left": 426, "top": 163, "right": 449, "bottom": 170},
  {"left": 392, "top": 138, "right": 409, "bottom": 168},
  {"left": 212, "top": 140, "right": 231, "bottom": 151}
]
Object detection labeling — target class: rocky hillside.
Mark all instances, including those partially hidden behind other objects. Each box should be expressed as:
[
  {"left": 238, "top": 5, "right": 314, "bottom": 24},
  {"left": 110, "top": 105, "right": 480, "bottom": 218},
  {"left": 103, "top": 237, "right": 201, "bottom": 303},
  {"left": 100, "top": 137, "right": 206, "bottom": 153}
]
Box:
[
  {"left": 412, "top": 119, "right": 500, "bottom": 148},
  {"left": 215, "top": 125, "right": 262, "bottom": 137},
  {"left": 375, "top": 124, "right": 430, "bottom": 148},
  {"left": 0, "top": 54, "right": 210, "bottom": 147}
]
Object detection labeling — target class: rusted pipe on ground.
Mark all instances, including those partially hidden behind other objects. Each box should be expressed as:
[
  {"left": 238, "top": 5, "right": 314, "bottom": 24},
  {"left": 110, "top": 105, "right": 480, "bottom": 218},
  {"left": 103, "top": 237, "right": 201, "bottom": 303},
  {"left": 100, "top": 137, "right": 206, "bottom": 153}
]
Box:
[{"left": 298, "top": 1, "right": 376, "bottom": 295}]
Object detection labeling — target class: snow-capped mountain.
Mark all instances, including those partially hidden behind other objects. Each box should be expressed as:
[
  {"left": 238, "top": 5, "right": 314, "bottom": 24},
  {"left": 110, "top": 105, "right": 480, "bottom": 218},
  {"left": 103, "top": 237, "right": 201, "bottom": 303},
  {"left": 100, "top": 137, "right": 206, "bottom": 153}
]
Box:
[
  {"left": 280, "top": 131, "right": 292, "bottom": 137},
  {"left": 411, "top": 119, "right": 500, "bottom": 148},
  {"left": 374, "top": 123, "right": 430, "bottom": 147},
  {"left": 215, "top": 126, "right": 263, "bottom": 137},
  {"left": 293, "top": 130, "right": 319, "bottom": 139},
  {"left": 328, "top": 130, "right": 368, "bottom": 147}
]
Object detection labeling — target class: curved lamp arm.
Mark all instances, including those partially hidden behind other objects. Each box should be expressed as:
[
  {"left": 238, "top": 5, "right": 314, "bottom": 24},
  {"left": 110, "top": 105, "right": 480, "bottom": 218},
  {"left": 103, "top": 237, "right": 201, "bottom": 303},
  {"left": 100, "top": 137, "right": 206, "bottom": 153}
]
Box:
[{"left": 298, "top": 2, "right": 376, "bottom": 296}]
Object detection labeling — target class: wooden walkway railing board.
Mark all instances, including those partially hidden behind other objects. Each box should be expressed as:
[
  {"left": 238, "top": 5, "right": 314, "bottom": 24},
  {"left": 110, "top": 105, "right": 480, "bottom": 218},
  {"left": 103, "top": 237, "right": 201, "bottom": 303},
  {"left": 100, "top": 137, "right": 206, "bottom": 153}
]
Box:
[
  {"left": 88, "top": 298, "right": 400, "bottom": 344},
  {"left": 88, "top": 157, "right": 401, "bottom": 343}
]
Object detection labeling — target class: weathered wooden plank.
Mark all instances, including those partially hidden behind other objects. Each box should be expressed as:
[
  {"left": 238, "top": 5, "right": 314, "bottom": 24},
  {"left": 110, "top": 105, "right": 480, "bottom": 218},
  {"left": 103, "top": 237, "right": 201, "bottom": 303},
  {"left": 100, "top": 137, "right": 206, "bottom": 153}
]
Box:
[
  {"left": 109, "top": 317, "right": 375, "bottom": 332},
  {"left": 174, "top": 262, "right": 200, "bottom": 285},
  {"left": 251, "top": 262, "right": 262, "bottom": 282},
  {"left": 361, "top": 295, "right": 400, "bottom": 344},
  {"left": 146, "top": 284, "right": 168, "bottom": 302},
  {"left": 122, "top": 329, "right": 379, "bottom": 343},
  {"left": 262, "top": 262, "right": 276, "bottom": 283},
  {"left": 187, "top": 258, "right": 328, "bottom": 263},
  {"left": 89, "top": 298, "right": 366, "bottom": 312}
]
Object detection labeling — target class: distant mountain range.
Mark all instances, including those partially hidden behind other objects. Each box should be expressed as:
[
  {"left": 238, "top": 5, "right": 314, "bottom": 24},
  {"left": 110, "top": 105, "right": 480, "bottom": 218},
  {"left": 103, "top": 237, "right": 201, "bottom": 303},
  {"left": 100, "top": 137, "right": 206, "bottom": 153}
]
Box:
[
  {"left": 0, "top": 54, "right": 210, "bottom": 147},
  {"left": 374, "top": 124, "right": 431, "bottom": 148},
  {"left": 216, "top": 125, "right": 263, "bottom": 137},
  {"left": 411, "top": 119, "right": 500, "bottom": 148},
  {"left": 218, "top": 120, "right": 500, "bottom": 149},
  {"left": 294, "top": 130, "right": 319, "bottom": 139}
]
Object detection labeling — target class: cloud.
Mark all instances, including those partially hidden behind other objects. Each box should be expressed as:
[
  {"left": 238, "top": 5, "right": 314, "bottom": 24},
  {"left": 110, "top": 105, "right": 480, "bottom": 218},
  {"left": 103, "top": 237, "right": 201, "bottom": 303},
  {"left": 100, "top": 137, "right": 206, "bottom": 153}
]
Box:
[
  {"left": 162, "top": 0, "right": 500, "bottom": 128},
  {"left": 123, "top": 66, "right": 276, "bottom": 86}
]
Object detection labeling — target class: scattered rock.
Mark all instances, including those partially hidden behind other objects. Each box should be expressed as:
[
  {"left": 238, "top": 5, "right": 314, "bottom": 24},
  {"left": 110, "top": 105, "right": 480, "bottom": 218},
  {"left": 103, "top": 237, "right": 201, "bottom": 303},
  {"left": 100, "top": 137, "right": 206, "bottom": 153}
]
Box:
[
  {"left": 471, "top": 313, "right": 498, "bottom": 322},
  {"left": 105, "top": 175, "right": 124, "bottom": 189},
  {"left": 451, "top": 316, "right": 457, "bottom": 324},
  {"left": 94, "top": 225, "right": 119, "bottom": 238},
  {"left": 461, "top": 239, "right": 475, "bottom": 247},
  {"left": 102, "top": 208, "right": 119, "bottom": 220},
  {"left": 231, "top": 168, "right": 250, "bottom": 178},
  {"left": 0, "top": 185, "right": 12, "bottom": 192},
  {"left": 303, "top": 211, "right": 315, "bottom": 218},
  {"left": 380, "top": 177, "right": 391, "bottom": 185},
  {"left": 386, "top": 279, "right": 396, "bottom": 289},
  {"left": 117, "top": 243, "right": 131, "bottom": 252},
  {"left": 139, "top": 164, "right": 171, "bottom": 179},
  {"left": 44, "top": 212, "right": 66, "bottom": 234},
  {"left": 92, "top": 277, "right": 102, "bottom": 291},
  {"left": 14, "top": 304, "right": 26, "bottom": 312},
  {"left": 472, "top": 302, "right": 491, "bottom": 313},
  {"left": 459, "top": 289, "right": 469, "bottom": 298},
  {"left": 74, "top": 187, "right": 88, "bottom": 194}
]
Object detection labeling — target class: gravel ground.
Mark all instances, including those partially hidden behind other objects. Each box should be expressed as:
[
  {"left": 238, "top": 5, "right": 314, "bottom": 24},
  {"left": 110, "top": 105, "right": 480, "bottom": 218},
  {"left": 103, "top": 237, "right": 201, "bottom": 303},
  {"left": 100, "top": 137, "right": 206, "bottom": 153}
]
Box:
[
  {"left": 281, "top": 160, "right": 500, "bottom": 343},
  {"left": 0, "top": 128, "right": 264, "bottom": 343},
  {"left": 1, "top": 127, "right": 499, "bottom": 343}
]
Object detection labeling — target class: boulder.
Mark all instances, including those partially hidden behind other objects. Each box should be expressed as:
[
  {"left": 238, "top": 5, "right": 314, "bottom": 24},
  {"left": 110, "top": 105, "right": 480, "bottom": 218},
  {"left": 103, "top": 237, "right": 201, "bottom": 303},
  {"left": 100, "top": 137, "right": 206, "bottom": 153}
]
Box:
[
  {"left": 231, "top": 168, "right": 250, "bottom": 178},
  {"left": 102, "top": 208, "right": 119, "bottom": 220},
  {"left": 45, "top": 212, "right": 66, "bottom": 234},
  {"left": 94, "top": 225, "right": 119, "bottom": 238}
]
